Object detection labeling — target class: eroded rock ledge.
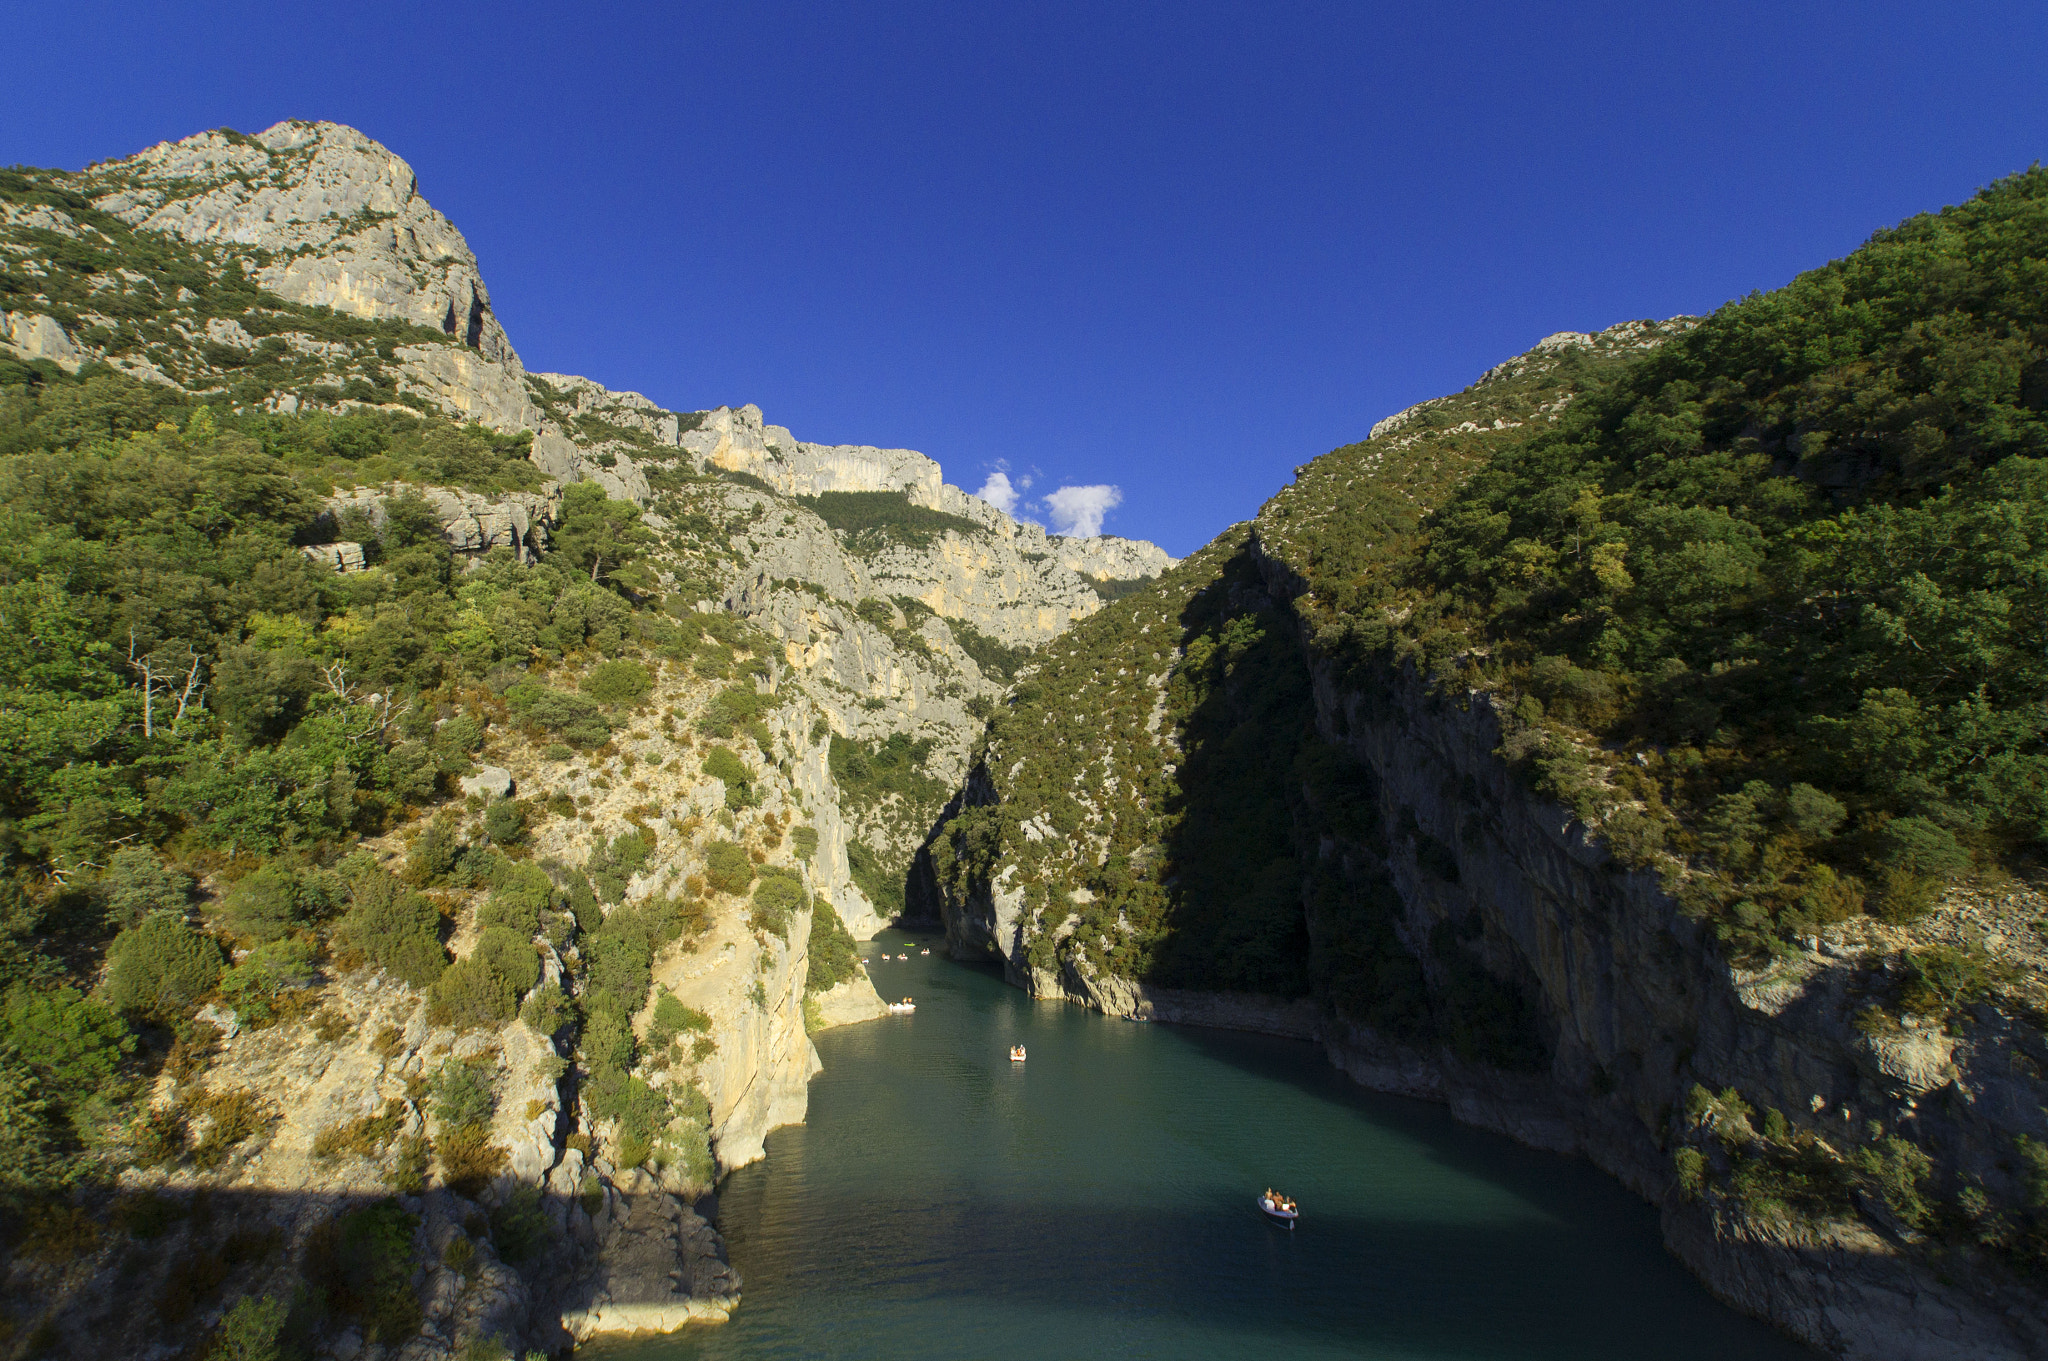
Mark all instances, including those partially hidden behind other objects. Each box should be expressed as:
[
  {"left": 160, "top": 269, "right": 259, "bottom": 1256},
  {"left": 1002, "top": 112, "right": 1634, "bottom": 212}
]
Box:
[{"left": 558, "top": 1190, "right": 740, "bottom": 1343}]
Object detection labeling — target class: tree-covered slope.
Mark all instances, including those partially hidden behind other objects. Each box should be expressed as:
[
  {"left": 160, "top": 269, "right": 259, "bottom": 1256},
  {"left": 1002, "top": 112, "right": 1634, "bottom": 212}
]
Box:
[
  {"left": 928, "top": 169, "right": 2048, "bottom": 1349},
  {"left": 1306, "top": 167, "right": 2048, "bottom": 958},
  {"left": 929, "top": 319, "right": 1675, "bottom": 999}
]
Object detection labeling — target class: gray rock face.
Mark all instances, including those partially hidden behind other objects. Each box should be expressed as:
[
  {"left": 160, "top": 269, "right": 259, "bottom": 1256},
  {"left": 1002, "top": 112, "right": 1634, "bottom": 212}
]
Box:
[
  {"left": 0, "top": 310, "right": 83, "bottom": 370},
  {"left": 90, "top": 122, "right": 519, "bottom": 368},
  {"left": 681, "top": 402, "right": 1179, "bottom": 645},
  {"left": 1051, "top": 534, "right": 1175, "bottom": 583},
  {"left": 809, "top": 973, "right": 889, "bottom": 1028},
  {"left": 300, "top": 541, "right": 367, "bottom": 572},
  {"left": 457, "top": 767, "right": 514, "bottom": 801},
  {"left": 321, "top": 484, "right": 560, "bottom": 562},
  {"left": 557, "top": 1193, "right": 740, "bottom": 1341}
]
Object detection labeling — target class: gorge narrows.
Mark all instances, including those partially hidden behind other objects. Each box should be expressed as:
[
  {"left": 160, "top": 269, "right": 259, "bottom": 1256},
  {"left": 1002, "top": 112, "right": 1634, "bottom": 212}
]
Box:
[{"left": 594, "top": 934, "right": 1810, "bottom": 1361}]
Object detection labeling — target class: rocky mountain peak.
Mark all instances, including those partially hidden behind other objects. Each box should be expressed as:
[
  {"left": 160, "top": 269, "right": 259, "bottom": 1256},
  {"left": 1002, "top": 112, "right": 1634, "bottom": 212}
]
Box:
[{"left": 85, "top": 120, "right": 520, "bottom": 368}]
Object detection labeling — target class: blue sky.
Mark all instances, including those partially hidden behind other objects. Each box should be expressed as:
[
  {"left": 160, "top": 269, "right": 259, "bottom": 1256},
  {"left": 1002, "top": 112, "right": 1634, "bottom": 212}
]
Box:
[{"left": 12, "top": 1, "right": 2048, "bottom": 554}]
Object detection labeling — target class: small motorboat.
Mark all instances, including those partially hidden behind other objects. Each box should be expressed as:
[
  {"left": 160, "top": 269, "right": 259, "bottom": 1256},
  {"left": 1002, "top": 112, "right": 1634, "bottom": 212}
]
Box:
[
  {"left": 898, "top": 952, "right": 909, "bottom": 960},
  {"left": 920, "top": 948, "right": 931, "bottom": 955},
  {"left": 1259, "top": 1192, "right": 1299, "bottom": 1228},
  {"left": 1008, "top": 1045, "right": 1027, "bottom": 1062},
  {"left": 887, "top": 998, "right": 916, "bottom": 1014}
]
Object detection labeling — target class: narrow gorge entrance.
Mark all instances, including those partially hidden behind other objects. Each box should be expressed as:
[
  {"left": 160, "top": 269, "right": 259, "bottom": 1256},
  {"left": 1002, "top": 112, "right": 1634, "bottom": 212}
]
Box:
[{"left": 588, "top": 935, "right": 1810, "bottom": 1360}]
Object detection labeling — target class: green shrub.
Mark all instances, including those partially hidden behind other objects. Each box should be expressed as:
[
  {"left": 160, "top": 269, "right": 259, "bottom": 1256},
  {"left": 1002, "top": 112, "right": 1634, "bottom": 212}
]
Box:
[
  {"left": 584, "top": 659, "right": 653, "bottom": 705},
  {"left": 703, "top": 745, "right": 754, "bottom": 809},
  {"left": 488, "top": 1184, "right": 551, "bottom": 1263},
  {"left": 429, "top": 956, "right": 518, "bottom": 1030},
  {"left": 483, "top": 798, "right": 527, "bottom": 847},
  {"left": 510, "top": 685, "right": 613, "bottom": 747},
  {"left": 704, "top": 840, "right": 754, "bottom": 896},
  {"left": 2, "top": 986, "right": 132, "bottom": 1107},
  {"left": 584, "top": 931, "right": 652, "bottom": 1013},
  {"left": 580, "top": 1004, "right": 634, "bottom": 1076},
  {"left": 946, "top": 618, "right": 1030, "bottom": 681},
  {"left": 586, "top": 829, "right": 653, "bottom": 903},
  {"left": 104, "top": 914, "right": 224, "bottom": 1022},
  {"left": 429, "top": 925, "right": 538, "bottom": 1028},
  {"left": 806, "top": 897, "right": 861, "bottom": 993},
  {"left": 434, "top": 714, "right": 486, "bottom": 757},
  {"left": 790, "top": 825, "right": 818, "bottom": 861},
  {"left": 477, "top": 862, "right": 552, "bottom": 937},
  {"left": 695, "top": 684, "right": 779, "bottom": 739},
  {"left": 430, "top": 1058, "right": 498, "bottom": 1129},
  {"left": 217, "top": 939, "right": 316, "bottom": 1025},
  {"left": 520, "top": 983, "right": 571, "bottom": 1038},
  {"left": 334, "top": 868, "right": 446, "bottom": 988},
  {"left": 845, "top": 839, "right": 904, "bottom": 920},
  {"left": 96, "top": 848, "right": 191, "bottom": 929},
  {"left": 310, "top": 1200, "right": 421, "bottom": 1343},
  {"left": 1667, "top": 1147, "right": 1706, "bottom": 1200},
  {"left": 1851, "top": 1135, "right": 1934, "bottom": 1229},
  {"left": 403, "top": 817, "right": 464, "bottom": 886},
  {"left": 796, "top": 489, "right": 984, "bottom": 551},
  {"left": 209, "top": 1294, "right": 288, "bottom": 1361},
  {"left": 474, "top": 926, "right": 542, "bottom": 995},
  {"left": 750, "top": 871, "right": 804, "bottom": 939},
  {"left": 0, "top": 1046, "right": 59, "bottom": 1188},
  {"left": 646, "top": 990, "right": 712, "bottom": 1048}
]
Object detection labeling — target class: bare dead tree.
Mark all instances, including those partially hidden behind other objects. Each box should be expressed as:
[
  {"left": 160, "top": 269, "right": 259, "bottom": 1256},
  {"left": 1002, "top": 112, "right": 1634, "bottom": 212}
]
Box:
[
  {"left": 320, "top": 660, "right": 362, "bottom": 705},
  {"left": 127, "top": 630, "right": 206, "bottom": 738},
  {"left": 170, "top": 652, "right": 206, "bottom": 731},
  {"left": 127, "top": 630, "right": 155, "bottom": 738},
  {"left": 340, "top": 689, "right": 412, "bottom": 744}
]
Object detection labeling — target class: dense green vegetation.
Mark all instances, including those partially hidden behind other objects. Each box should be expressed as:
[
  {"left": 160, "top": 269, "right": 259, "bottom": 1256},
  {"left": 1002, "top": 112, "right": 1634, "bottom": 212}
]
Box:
[
  {"left": 1302, "top": 168, "right": 2048, "bottom": 956},
  {"left": 939, "top": 172, "right": 2048, "bottom": 1059},
  {"left": 945, "top": 617, "right": 1031, "bottom": 682},
  {"left": 1086, "top": 576, "right": 1151, "bottom": 602},
  {"left": 795, "top": 490, "right": 985, "bottom": 553},
  {"left": 931, "top": 535, "right": 1267, "bottom": 985},
  {"left": 830, "top": 732, "right": 948, "bottom": 828},
  {"left": 806, "top": 897, "right": 861, "bottom": 993},
  {"left": 0, "top": 363, "right": 691, "bottom": 1204}
]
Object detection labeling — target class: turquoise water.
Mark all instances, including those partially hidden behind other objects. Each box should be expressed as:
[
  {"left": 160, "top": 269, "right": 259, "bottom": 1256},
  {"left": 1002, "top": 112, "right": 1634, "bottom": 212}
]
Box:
[{"left": 590, "top": 932, "right": 1811, "bottom": 1360}]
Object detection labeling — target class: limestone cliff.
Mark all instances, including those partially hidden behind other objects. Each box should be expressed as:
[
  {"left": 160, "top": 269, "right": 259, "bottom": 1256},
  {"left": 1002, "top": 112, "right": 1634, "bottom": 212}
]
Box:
[{"left": 0, "top": 116, "right": 1174, "bottom": 1360}]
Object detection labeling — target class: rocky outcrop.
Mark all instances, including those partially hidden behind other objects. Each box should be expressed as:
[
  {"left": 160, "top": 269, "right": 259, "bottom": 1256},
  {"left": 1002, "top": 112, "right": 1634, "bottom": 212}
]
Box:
[
  {"left": 89, "top": 122, "right": 519, "bottom": 368},
  {"left": 1024, "top": 967, "right": 1320, "bottom": 1039},
  {"left": 1289, "top": 626, "right": 2048, "bottom": 1360},
  {"left": 0, "top": 309, "right": 83, "bottom": 370},
  {"left": 1051, "top": 534, "right": 1175, "bottom": 584},
  {"left": 558, "top": 1192, "right": 739, "bottom": 1342},
  {"left": 320, "top": 483, "right": 560, "bottom": 562},
  {"left": 683, "top": 401, "right": 1176, "bottom": 643},
  {"left": 648, "top": 895, "right": 822, "bottom": 1174},
  {"left": 299, "top": 540, "right": 367, "bottom": 572},
  {"left": 810, "top": 974, "right": 889, "bottom": 1028}
]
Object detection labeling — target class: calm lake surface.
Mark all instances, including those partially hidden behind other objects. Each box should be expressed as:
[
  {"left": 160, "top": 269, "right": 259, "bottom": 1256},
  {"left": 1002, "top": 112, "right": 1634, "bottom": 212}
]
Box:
[{"left": 587, "top": 932, "right": 1812, "bottom": 1360}]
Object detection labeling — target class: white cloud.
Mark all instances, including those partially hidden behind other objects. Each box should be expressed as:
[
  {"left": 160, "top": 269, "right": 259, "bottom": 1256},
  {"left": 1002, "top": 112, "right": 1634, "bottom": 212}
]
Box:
[
  {"left": 1042, "top": 484, "right": 1122, "bottom": 537},
  {"left": 975, "top": 470, "right": 1019, "bottom": 515}
]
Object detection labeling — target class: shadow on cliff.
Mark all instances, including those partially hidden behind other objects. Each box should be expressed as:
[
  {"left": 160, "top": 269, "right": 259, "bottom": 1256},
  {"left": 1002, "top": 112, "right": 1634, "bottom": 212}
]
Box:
[
  {"left": 1137, "top": 543, "right": 1319, "bottom": 995},
  {"left": 0, "top": 1181, "right": 646, "bottom": 1360}
]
